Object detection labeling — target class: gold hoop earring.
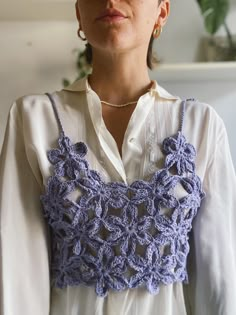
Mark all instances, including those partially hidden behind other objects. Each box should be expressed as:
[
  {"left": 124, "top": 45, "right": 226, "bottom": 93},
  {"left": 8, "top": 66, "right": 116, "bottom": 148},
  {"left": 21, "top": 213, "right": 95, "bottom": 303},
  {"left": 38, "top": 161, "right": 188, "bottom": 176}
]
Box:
[
  {"left": 153, "top": 26, "right": 162, "bottom": 39},
  {"left": 78, "top": 28, "right": 86, "bottom": 41}
]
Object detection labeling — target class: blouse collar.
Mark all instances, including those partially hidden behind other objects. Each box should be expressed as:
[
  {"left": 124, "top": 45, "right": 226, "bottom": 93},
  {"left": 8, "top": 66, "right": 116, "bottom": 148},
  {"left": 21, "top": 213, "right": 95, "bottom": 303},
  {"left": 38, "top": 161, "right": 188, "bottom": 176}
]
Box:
[{"left": 63, "top": 75, "right": 179, "bottom": 101}]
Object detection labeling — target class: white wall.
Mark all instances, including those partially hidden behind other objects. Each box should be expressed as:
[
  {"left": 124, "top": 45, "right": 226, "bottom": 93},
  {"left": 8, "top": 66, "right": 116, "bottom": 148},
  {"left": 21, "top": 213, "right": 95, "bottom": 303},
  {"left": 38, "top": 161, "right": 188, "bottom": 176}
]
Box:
[
  {"left": 0, "top": 21, "right": 85, "bottom": 148},
  {"left": 0, "top": 0, "right": 75, "bottom": 20},
  {"left": 0, "top": 0, "right": 236, "bottom": 168}
]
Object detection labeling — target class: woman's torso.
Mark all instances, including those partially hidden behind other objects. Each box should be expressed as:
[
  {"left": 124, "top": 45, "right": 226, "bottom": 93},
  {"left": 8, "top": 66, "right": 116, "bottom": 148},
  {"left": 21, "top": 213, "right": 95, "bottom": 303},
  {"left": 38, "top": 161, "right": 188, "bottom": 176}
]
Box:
[{"left": 21, "top": 77, "right": 212, "bottom": 314}]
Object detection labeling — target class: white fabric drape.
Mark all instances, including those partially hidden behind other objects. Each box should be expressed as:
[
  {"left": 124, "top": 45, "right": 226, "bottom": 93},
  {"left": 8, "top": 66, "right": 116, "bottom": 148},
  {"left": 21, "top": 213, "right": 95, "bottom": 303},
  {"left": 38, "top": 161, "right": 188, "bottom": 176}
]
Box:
[{"left": 1, "top": 76, "right": 235, "bottom": 315}]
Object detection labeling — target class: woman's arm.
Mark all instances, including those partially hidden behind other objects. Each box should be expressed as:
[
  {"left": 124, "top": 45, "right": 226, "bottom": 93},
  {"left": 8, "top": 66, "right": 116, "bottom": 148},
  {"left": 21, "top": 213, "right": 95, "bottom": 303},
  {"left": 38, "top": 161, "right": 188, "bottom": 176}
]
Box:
[
  {"left": 0, "top": 100, "right": 50, "bottom": 315},
  {"left": 184, "top": 116, "right": 236, "bottom": 315}
]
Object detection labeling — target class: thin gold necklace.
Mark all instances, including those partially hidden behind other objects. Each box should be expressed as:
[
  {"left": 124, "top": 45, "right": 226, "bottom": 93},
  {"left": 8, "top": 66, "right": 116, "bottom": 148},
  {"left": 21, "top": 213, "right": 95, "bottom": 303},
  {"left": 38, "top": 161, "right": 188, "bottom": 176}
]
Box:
[
  {"left": 100, "top": 87, "right": 152, "bottom": 108},
  {"left": 101, "top": 100, "right": 138, "bottom": 108}
]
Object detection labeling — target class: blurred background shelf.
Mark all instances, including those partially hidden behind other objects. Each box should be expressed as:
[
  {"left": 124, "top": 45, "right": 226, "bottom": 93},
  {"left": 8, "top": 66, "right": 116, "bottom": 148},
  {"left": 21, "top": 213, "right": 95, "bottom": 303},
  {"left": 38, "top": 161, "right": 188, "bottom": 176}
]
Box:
[{"left": 152, "top": 62, "right": 236, "bottom": 82}]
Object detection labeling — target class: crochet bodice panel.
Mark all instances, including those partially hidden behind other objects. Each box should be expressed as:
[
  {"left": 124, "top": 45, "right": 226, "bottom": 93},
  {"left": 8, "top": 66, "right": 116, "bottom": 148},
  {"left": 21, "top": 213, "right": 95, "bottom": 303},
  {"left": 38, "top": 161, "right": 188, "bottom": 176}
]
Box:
[{"left": 40, "top": 95, "right": 205, "bottom": 297}]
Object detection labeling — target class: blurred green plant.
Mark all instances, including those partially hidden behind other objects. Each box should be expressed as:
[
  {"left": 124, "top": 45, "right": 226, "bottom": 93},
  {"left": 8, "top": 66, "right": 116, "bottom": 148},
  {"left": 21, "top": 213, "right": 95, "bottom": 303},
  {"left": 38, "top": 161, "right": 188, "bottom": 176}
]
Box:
[
  {"left": 62, "top": 48, "right": 91, "bottom": 87},
  {"left": 196, "top": 0, "right": 235, "bottom": 50}
]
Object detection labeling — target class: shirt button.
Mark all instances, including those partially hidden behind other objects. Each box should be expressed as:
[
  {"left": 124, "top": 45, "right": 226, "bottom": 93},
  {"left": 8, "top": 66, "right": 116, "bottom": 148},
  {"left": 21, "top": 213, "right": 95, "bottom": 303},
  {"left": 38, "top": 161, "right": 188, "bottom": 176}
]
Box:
[
  {"left": 150, "top": 152, "right": 156, "bottom": 162},
  {"left": 100, "top": 160, "right": 105, "bottom": 166},
  {"left": 129, "top": 138, "right": 135, "bottom": 143}
]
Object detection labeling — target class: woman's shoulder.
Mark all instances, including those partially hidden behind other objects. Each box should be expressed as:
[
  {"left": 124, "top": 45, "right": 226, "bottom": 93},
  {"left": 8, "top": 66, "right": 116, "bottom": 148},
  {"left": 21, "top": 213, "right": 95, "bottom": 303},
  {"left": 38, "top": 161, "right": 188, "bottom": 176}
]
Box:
[
  {"left": 11, "top": 82, "right": 85, "bottom": 121},
  {"left": 183, "top": 97, "right": 224, "bottom": 130},
  {"left": 156, "top": 83, "right": 224, "bottom": 133},
  {"left": 13, "top": 76, "right": 87, "bottom": 109},
  {"left": 155, "top": 83, "right": 221, "bottom": 120},
  {"left": 175, "top": 97, "right": 227, "bottom": 154},
  {"left": 7, "top": 94, "right": 53, "bottom": 131}
]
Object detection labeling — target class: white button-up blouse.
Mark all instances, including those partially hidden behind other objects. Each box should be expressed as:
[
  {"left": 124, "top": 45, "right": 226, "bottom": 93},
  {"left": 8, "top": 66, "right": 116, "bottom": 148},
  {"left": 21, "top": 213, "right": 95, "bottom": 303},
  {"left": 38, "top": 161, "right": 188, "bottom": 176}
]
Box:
[{"left": 0, "top": 76, "right": 236, "bottom": 315}]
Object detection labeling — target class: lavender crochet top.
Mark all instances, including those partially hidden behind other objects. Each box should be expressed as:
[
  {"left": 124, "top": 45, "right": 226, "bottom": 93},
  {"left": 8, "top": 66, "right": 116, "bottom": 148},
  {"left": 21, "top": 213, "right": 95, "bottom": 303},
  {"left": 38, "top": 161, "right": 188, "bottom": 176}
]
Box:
[{"left": 40, "top": 93, "right": 205, "bottom": 297}]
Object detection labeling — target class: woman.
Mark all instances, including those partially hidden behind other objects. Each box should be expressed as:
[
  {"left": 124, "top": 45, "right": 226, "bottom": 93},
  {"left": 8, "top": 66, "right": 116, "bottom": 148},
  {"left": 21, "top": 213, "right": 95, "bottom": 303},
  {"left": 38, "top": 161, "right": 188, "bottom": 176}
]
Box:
[{"left": 0, "top": 0, "right": 236, "bottom": 314}]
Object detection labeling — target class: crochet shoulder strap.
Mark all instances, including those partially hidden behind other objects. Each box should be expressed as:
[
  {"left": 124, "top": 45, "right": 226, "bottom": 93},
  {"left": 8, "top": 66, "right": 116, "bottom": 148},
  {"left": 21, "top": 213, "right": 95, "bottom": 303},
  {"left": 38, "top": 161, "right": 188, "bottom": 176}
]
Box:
[
  {"left": 179, "top": 98, "right": 196, "bottom": 133},
  {"left": 45, "top": 92, "right": 65, "bottom": 137}
]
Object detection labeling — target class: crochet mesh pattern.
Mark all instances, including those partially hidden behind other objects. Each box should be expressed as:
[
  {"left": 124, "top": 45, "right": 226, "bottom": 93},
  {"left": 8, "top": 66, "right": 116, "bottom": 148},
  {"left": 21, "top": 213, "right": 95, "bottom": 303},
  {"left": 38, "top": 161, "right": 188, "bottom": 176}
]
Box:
[{"left": 40, "top": 94, "right": 205, "bottom": 297}]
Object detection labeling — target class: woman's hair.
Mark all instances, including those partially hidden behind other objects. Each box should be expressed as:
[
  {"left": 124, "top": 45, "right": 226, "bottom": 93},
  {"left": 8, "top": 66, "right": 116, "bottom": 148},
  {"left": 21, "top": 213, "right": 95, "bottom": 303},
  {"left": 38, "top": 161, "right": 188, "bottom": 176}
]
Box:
[{"left": 84, "top": 0, "right": 163, "bottom": 70}]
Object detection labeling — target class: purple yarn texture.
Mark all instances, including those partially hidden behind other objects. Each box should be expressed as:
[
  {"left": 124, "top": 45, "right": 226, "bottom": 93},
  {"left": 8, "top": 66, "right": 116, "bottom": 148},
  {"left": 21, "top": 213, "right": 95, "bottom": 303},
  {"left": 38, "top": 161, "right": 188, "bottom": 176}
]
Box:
[{"left": 40, "top": 129, "right": 205, "bottom": 297}]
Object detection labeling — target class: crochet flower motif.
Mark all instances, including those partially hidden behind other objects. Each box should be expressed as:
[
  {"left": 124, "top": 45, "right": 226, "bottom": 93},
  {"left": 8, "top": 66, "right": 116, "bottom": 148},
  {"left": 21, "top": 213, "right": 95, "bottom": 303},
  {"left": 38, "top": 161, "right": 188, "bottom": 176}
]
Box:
[
  {"left": 78, "top": 171, "right": 129, "bottom": 218},
  {"left": 129, "top": 244, "right": 176, "bottom": 294},
  {"left": 105, "top": 206, "right": 153, "bottom": 255},
  {"left": 180, "top": 174, "right": 205, "bottom": 210},
  {"left": 163, "top": 132, "right": 196, "bottom": 175},
  {"left": 51, "top": 244, "right": 83, "bottom": 288},
  {"left": 154, "top": 214, "right": 189, "bottom": 277},
  {"left": 40, "top": 176, "right": 76, "bottom": 225},
  {"left": 130, "top": 170, "right": 179, "bottom": 216},
  {"left": 82, "top": 246, "right": 127, "bottom": 297},
  {"left": 48, "top": 135, "right": 88, "bottom": 179}
]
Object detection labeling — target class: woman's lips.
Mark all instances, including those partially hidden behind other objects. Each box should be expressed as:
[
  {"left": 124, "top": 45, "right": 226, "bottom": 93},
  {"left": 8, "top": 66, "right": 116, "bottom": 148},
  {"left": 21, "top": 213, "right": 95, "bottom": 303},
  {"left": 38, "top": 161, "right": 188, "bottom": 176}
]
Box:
[
  {"left": 96, "top": 9, "right": 128, "bottom": 22},
  {"left": 98, "top": 15, "right": 127, "bottom": 22}
]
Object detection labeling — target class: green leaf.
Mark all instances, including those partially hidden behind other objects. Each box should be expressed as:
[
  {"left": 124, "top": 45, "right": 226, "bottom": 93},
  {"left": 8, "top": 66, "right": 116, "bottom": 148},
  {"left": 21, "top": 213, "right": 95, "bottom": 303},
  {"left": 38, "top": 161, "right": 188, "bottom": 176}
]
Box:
[
  {"left": 196, "top": 0, "right": 229, "bottom": 34},
  {"left": 62, "top": 78, "right": 71, "bottom": 87}
]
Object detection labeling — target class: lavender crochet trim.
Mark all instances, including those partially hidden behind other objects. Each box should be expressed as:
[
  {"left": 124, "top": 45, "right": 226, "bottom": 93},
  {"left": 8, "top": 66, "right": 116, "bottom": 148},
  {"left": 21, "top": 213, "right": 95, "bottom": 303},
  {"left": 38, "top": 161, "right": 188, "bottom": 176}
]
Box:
[{"left": 40, "top": 129, "right": 205, "bottom": 297}]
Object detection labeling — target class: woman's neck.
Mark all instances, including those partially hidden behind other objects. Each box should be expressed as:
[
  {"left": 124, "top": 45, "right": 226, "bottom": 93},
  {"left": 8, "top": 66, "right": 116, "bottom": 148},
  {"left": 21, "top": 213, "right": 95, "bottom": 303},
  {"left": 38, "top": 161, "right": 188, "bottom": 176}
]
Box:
[{"left": 88, "top": 49, "right": 153, "bottom": 105}]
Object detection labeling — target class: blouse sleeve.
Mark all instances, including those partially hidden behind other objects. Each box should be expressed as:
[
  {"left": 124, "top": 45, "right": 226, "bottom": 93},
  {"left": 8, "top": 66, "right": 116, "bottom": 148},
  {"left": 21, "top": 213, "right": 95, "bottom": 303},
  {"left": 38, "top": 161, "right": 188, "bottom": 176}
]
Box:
[
  {"left": 184, "top": 114, "right": 236, "bottom": 314},
  {"left": 0, "top": 101, "right": 50, "bottom": 315}
]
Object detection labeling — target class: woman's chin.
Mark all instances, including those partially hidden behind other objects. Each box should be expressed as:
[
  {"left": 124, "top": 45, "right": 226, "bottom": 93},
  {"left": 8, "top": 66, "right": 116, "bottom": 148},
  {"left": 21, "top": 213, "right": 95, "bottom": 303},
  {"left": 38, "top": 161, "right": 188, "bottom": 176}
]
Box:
[{"left": 91, "top": 35, "right": 133, "bottom": 54}]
